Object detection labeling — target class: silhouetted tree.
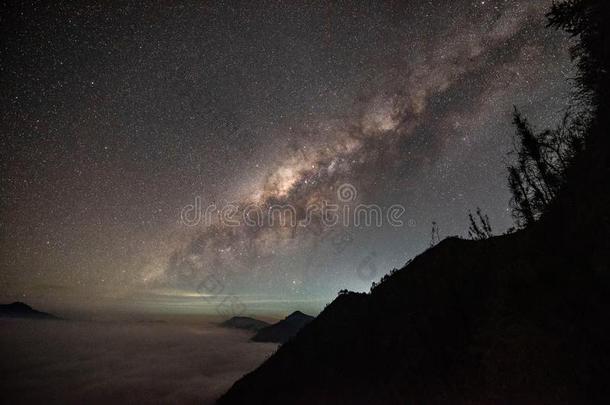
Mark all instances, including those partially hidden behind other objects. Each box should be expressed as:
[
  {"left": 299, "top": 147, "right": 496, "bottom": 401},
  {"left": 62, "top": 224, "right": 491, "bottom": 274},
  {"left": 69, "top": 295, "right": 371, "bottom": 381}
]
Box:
[
  {"left": 504, "top": 0, "right": 610, "bottom": 229},
  {"left": 507, "top": 107, "right": 586, "bottom": 227},
  {"left": 547, "top": 0, "right": 610, "bottom": 109}
]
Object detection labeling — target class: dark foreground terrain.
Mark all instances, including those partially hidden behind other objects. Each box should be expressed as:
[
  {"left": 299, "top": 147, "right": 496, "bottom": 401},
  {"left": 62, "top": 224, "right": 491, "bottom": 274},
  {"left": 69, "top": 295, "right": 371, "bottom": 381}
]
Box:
[{"left": 220, "top": 225, "right": 609, "bottom": 403}]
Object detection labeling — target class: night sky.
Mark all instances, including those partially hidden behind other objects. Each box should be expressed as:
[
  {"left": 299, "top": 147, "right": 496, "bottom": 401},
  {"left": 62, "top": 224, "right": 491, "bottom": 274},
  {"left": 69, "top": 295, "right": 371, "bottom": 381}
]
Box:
[{"left": 1, "top": 1, "right": 573, "bottom": 315}]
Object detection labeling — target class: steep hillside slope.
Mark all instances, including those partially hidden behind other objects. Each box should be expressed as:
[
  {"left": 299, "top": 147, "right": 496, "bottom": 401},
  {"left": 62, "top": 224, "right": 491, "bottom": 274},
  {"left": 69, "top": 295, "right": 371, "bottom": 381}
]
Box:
[{"left": 219, "top": 225, "right": 610, "bottom": 403}]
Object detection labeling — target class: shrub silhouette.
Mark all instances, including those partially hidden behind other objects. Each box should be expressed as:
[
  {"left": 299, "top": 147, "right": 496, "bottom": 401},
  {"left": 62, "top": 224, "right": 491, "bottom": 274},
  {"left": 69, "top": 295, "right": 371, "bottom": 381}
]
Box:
[{"left": 467, "top": 207, "right": 493, "bottom": 240}]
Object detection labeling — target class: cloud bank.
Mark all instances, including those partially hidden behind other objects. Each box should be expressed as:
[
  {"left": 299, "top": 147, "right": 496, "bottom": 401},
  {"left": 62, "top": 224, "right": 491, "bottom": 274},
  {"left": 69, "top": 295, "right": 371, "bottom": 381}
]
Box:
[{"left": 0, "top": 319, "right": 276, "bottom": 404}]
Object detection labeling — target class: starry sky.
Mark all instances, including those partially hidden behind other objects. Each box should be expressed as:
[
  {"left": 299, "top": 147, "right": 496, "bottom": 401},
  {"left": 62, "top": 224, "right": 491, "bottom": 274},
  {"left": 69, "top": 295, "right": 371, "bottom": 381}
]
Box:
[{"left": 1, "top": 0, "right": 573, "bottom": 315}]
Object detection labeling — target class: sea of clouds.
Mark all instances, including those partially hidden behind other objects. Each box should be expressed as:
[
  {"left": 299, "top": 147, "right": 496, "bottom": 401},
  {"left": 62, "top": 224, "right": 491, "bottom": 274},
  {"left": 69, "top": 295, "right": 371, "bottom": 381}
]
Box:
[{"left": 0, "top": 318, "right": 276, "bottom": 404}]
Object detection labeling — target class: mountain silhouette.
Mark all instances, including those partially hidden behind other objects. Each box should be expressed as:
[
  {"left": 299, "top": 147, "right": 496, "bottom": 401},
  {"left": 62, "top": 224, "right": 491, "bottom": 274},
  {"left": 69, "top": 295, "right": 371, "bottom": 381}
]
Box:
[
  {"left": 220, "top": 316, "right": 270, "bottom": 332},
  {"left": 0, "top": 302, "right": 59, "bottom": 320},
  {"left": 218, "top": 231, "right": 610, "bottom": 403},
  {"left": 251, "top": 311, "right": 314, "bottom": 344}
]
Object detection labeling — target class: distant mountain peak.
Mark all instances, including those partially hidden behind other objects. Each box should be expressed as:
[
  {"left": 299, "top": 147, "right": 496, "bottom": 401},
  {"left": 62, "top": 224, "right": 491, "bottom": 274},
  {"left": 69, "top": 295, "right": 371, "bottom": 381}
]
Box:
[
  {"left": 220, "top": 316, "right": 270, "bottom": 332},
  {"left": 0, "top": 302, "right": 58, "bottom": 319},
  {"left": 286, "top": 310, "right": 308, "bottom": 319},
  {"left": 251, "top": 311, "right": 314, "bottom": 344},
  {"left": 8, "top": 302, "right": 33, "bottom": 309}
]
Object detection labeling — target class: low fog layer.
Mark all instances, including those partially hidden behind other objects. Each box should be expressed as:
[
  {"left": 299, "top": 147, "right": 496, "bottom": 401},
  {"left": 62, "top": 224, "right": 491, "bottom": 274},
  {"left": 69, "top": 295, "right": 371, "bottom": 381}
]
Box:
[{"left": 0, "top": 319, "right": 276, "bottom": 404}]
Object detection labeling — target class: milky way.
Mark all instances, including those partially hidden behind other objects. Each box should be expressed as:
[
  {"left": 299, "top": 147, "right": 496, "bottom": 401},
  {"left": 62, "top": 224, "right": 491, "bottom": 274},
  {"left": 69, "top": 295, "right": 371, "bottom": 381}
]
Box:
[{"left": 1, "top": 1, "right": 573, "bottom": 313}]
